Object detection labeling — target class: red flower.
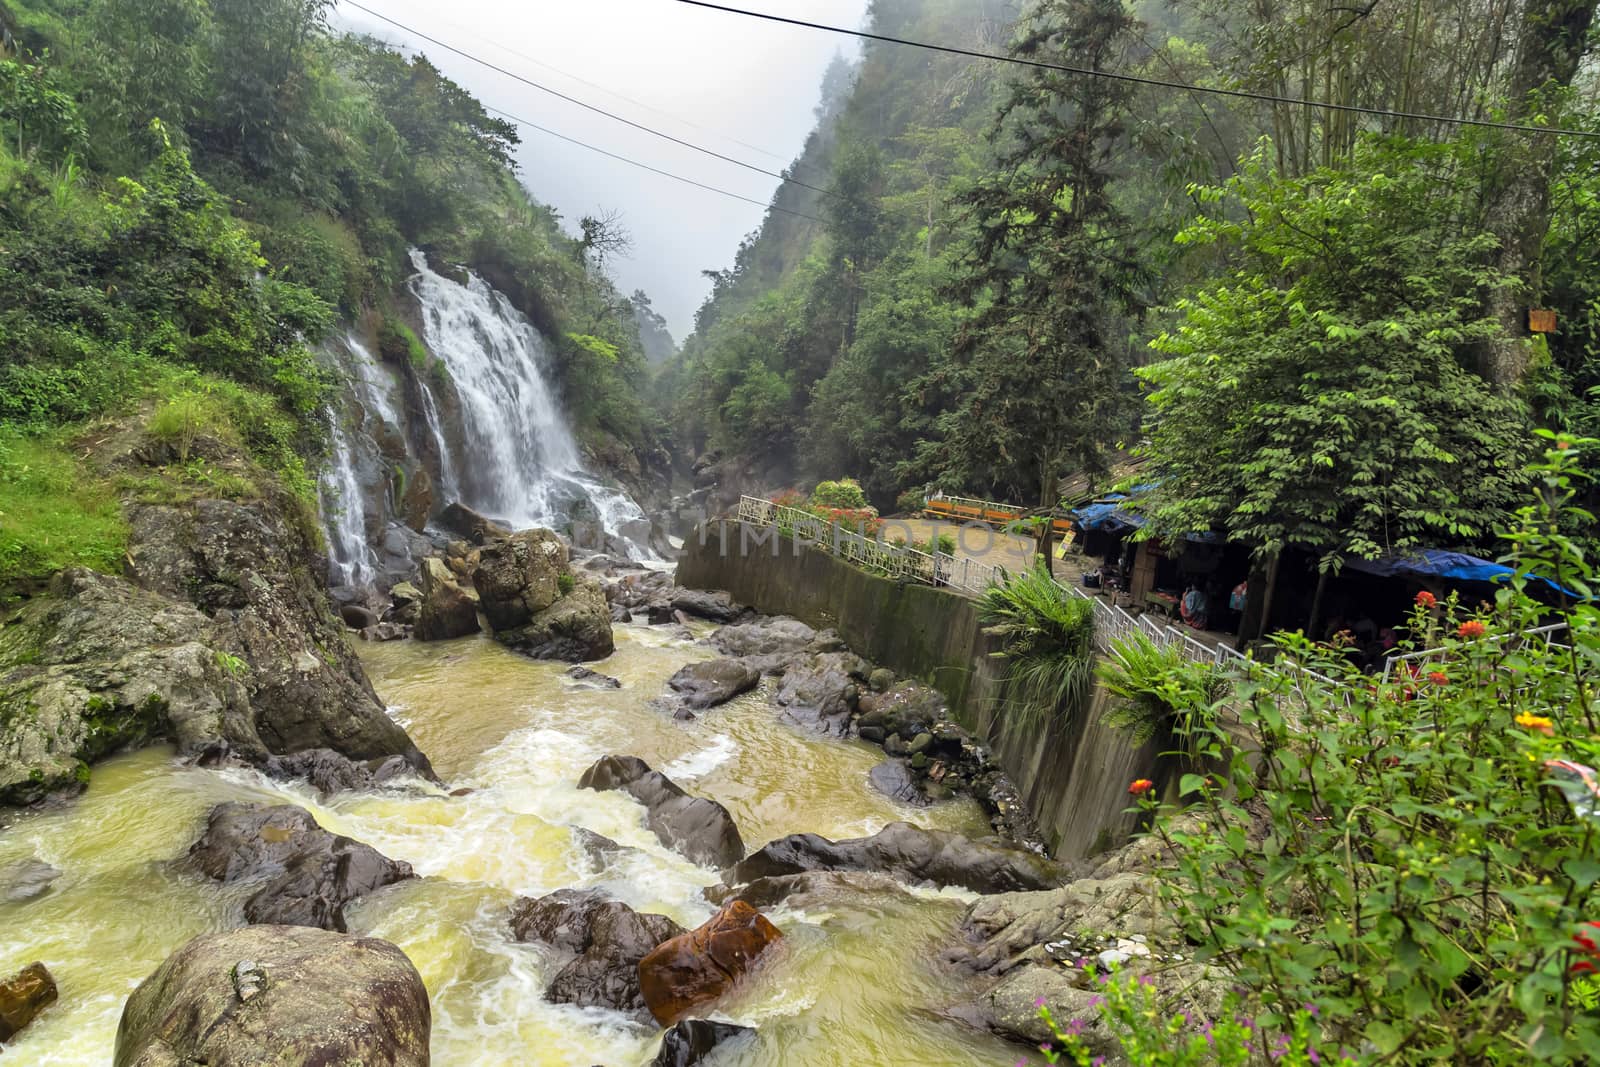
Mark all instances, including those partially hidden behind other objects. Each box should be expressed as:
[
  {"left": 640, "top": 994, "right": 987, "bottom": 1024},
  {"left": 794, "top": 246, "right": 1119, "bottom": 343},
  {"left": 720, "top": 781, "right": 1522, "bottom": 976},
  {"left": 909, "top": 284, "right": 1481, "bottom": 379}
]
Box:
[
  {"left": 1415, "top": 590, "right": 1437, "bottom": 608},
  {"left": 1457, "top": 620, "right": 1487, "bottom": 639},
  {"left": 1572, "top": 959, "right": 1598, "bottom": 976},
  {"left": 1575, "top": 922, "right": 1600, "bottom": 954},
  {"left": 1128, "top": 778, "right": 1155, "bottom": 796},
  {"left": 1427, "top": 671, "right": 1448, "bottom": 686}
]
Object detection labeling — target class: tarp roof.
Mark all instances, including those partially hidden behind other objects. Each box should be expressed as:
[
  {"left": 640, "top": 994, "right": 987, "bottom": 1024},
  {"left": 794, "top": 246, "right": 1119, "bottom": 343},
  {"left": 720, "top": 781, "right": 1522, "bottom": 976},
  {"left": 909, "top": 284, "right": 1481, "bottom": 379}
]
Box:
[{"left": 1344, "top": 549, "right": 1581, "bottom": 599}]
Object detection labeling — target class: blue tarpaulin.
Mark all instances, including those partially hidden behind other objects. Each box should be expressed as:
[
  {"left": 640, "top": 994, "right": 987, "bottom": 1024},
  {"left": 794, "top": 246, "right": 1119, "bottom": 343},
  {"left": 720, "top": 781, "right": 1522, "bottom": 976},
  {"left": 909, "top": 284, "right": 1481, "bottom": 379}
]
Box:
[{"left": 1344, "top": 549, "right": 1580, "bottom": 599}]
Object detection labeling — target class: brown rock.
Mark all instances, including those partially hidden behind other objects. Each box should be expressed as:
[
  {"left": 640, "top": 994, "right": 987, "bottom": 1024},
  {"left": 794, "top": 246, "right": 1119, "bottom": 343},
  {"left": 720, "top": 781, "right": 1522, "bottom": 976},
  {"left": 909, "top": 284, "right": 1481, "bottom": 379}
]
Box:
[
  {"left": 0, "top": 961, "right": 57, "bottom": 1043},
  {"left": 414, "top": 558, "right": 481, "bottom": 641},
  {"left": 638, "top": 900, "right": 782, "bottom": 1025}
]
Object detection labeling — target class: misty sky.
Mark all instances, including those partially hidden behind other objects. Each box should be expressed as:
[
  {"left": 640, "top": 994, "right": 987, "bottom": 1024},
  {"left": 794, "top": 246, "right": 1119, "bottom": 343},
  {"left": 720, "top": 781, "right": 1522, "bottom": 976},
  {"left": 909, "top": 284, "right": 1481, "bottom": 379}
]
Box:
[{"left": 334, "top": 0, "right": 870, "bottom": 342}]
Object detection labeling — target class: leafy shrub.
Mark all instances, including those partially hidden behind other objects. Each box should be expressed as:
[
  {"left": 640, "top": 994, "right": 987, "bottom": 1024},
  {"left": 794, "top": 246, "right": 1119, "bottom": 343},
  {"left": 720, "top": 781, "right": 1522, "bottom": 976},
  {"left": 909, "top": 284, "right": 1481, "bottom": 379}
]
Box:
[
  {"left": 148, "top": 388, "right": 228, "bottom": 461},
  {"left": 811, "top": 478, "right": 870, "bottom": 510},
  {"left": 895, "top": 487, "right": 927, "bottom": 515},
  {"left": 557, "top": 571, "right": 575, "bottom": 596},
  {"left": 1129, "top": 437, "right": 1600, "bottom": 1064},
  {"left": 977, "top": 561, "right": 1096, "bottom": 729},
  {"left": 1097, "top": 630, "right": 1229, "bottom": 748}
]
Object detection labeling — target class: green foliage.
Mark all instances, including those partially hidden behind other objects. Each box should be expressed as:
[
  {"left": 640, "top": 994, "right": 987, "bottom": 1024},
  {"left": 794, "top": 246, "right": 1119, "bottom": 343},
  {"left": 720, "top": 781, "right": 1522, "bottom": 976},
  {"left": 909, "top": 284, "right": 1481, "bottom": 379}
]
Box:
[
  {"left": 1141, "top": 439, "right": 1600, "bottom": 1064},
  {"left": 0, "top": 52, "right": 84, "bottom": 157},
  {"left": 0, "top": 427, "right": 126, "bottom": 584},
  {"left": 810, "top": 478, "right": 870, "bottom": 510},
  {"left": 1030, "top": 971, "right": 1332, "bottom": 1066},
  {"left": 557, "top": 571, "right": 575, "bottom": 597},
  {"left": 977, "top": 561, "right": 1097, "bottom": 730},
  {"left": 1140, "top": 138, "right": 1533, "bottom": 564},
  {"left": 1097, "top": 630, "right": 1228, "bottom": 747},
  {"left": 895, "top": 488, "right": 927, "bottom": 515}
]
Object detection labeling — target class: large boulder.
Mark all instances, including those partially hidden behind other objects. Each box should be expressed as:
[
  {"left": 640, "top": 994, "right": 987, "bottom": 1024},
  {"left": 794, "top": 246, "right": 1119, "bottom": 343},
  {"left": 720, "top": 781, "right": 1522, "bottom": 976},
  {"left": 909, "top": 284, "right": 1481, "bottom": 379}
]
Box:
[
  {"left": 414, "top": 558, "right": 481, "bottom": 642},
  {"left": 638, "top": 900, "right": 783, "bottom": 1025},
  {"left": 470, "top": 529, "right": 568, "bottom": 630},
  {"left": 124, "top": 497, "right": 430, "bottom": 771},
  {"left": 728, "top": 822, "right": 1066, "bottom": 894},
  {"left": 666, "top": 659, "right": 759, "bottom": 710},
  {"left": 771, "top": 651, "right": 870, "bottom": 737},
  {"left": 436, "top": 501, "right": 511, "bottom": 545},
  {"left": 578, "top": 756, "right": 744, "bottom": 868},
  {"left": 113, "top": 925, "right": 429, "bottom": 1067},
  {"left": 508, "top": 889, "right": 684, "bottom": 1020},
  {"left": 0, "top": 569, "right": 257, "bottom": 804},
  {"left": 261, "top": 748, "right": 413, "bottom": 797},
  {"left": 496, "top": 576, "right": 614, "bottom": 662},
  {"left": 652, "top": 1020, "right": 757, "bottom": 1066},
  {"left": 708, "top": 617, "right": 818, "bottom": 660},
  {"left": 0, "top": 962, "right": 56, "bottom": 1043},
  {"left": 190, "top": 803, "right": 413, "bottom": 932},
  {"left": 671, "top": 589, "right": 745, "bottom": 623}
]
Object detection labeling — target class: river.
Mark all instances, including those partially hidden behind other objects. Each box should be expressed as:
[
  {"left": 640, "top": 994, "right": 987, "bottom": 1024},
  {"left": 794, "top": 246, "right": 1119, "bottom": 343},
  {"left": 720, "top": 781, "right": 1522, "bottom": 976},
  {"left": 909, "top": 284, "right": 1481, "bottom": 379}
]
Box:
[{"left": 0, "top": 622, "right": 1020, "bottom": 1065}]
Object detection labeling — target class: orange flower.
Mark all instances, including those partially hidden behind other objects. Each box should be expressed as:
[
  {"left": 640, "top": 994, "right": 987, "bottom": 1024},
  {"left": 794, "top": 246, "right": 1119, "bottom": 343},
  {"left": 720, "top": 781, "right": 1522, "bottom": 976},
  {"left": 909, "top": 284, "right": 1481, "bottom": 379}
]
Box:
[
  {"left": 1427, "top": 671, "right": 1448, "bottom": 686},
  {"left": 1415, "top": 590, "right": 1437, "bottom": 608},
  {"left": 1457, "top": 620, "right": 1486, "bottom": 639},
  {"left": 1128, "top": 778, "right": 1155, "bottom": 796},
  {"left": 1515, "top": 712, "right": 1555, "bottom": 737}
]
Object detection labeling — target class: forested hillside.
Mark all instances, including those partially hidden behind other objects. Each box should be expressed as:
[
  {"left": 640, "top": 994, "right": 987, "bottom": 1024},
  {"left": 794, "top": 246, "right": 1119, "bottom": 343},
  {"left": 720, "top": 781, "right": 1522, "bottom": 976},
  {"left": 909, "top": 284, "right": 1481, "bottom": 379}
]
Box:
[
  {"left": 666, "top": 0, "right": 1600, "bottom": 565},
  {"left": 0, "top": 0, "right": 660, "bottom": 580}
]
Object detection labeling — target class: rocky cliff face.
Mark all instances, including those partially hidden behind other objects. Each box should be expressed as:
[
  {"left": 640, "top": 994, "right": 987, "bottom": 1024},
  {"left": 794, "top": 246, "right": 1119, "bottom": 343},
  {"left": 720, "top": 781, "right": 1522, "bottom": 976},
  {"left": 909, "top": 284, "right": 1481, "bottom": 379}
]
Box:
[{"left": 0, "top": 433, "right": 431, "bottom": 805}]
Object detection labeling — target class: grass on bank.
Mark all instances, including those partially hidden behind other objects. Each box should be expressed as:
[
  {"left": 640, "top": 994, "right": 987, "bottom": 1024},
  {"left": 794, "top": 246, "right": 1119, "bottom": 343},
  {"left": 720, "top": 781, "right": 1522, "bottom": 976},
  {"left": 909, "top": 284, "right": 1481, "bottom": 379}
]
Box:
[{"left": 0, "top": 426, "right": 126, "bottom": 585}]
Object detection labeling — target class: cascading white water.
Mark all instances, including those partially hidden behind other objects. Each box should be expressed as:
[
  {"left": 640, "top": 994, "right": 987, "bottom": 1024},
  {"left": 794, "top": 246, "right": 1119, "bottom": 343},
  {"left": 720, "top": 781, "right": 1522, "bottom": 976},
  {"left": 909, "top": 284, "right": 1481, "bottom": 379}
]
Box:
[
  {"left": 405, "top": 250, "right": 654, "bottom": 555},
  {"left": 319, "top": 417, "right": 378, "bottom": 589}
]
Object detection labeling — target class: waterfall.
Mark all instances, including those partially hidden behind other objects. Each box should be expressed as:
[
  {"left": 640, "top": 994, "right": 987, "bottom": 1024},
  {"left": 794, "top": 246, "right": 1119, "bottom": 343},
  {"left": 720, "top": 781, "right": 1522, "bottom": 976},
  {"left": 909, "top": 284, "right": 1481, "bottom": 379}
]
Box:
[
  {"left": 319, "top": 416, "right": 378, "bottom": 589},
  {"left": 405, "top": 249, "right": 654, "bottom": 555}
]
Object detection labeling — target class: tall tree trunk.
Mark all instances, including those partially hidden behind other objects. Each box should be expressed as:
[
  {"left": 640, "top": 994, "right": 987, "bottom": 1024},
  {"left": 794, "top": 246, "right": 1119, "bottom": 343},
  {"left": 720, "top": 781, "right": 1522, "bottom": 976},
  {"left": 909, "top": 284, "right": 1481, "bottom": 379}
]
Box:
[
  {"left": 1036, "top": 461, "right": 1057, "bottom": 577},
  {"left": 1480, "top": 0, "right": 1598, "bottom": 388}
]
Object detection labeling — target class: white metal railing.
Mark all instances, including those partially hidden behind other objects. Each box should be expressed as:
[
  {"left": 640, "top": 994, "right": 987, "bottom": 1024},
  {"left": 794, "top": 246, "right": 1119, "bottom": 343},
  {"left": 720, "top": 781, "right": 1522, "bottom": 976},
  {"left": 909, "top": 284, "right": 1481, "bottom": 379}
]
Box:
[
  {"left": 734, "top": 496, "right": 1006, "bottom": 598},
  {"left": 1380, "top": 622, "right": 1570, "bottom": 682}
]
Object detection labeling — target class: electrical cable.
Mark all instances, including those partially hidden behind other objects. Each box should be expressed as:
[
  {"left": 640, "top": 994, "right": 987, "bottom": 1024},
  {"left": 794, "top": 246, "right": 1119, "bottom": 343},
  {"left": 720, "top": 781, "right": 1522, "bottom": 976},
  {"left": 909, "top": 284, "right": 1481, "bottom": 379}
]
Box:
[
  {"left": 481, "top": 103, "right": 827, "bottom": 223},
  {"left": 669, "top": 0, "right": 1600, "bottom": 141},
  {"left": 341, "top": 0, "right": 848, "bottom": 196}
]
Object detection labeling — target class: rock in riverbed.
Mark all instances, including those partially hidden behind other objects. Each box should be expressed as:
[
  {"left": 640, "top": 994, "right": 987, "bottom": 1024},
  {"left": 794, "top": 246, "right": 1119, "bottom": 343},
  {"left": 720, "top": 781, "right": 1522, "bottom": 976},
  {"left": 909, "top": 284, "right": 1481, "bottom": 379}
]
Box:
[
  {"left": 509, "top": 889, "right": 684, "bottom": 1020},
  {"left": 114, "top": 925, "right": 429, "bottom": 1067},
  {"left": 496, "top": 575, "right": 615, "bottom": 662},
  {"left": 471, "top": 529, "right": 568, "bottom": 630},
  {"left": 652, "top": 1019, "right": 757, "bottom": 1066},
  {"left": 729, "top": 822, "right": 1066, "bottom": 894},
  {"left": 190, "top": 803, "right": 413, "bottom": 932},
  {"left": 579, "top": 756, "right": 744, "bottom": 868},
  {"left": 0, "top": 961, "right": 57, "bottom": 1043},
  {"left": 639, "top": 900, "right": 783, "bottom": 1025},
  {"left": 667, "top": 658, "right": 760, "bottom": 709}
]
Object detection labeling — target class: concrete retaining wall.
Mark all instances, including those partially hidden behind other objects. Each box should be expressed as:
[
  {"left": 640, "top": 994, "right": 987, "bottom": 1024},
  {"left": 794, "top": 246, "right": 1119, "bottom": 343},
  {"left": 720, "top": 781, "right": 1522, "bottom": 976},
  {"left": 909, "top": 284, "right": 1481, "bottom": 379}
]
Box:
[{"left": 676, "top": 523, "right": 1168, "bottom": 859}]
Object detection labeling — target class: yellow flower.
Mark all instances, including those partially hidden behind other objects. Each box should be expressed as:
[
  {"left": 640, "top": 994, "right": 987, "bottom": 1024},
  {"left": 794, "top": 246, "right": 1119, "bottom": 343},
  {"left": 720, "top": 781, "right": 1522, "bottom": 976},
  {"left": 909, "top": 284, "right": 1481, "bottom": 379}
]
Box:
[{"left": 1515, "top": 712, "right": 1555, "bottom": 737}]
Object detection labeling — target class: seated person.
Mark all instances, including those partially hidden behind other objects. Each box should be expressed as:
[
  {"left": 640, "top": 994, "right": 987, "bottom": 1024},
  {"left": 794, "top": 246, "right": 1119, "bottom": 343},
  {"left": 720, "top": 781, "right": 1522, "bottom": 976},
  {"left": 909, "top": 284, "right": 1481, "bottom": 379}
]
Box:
[{"left": 1180, "top": 585, "right": 1210, "bottom": 630}]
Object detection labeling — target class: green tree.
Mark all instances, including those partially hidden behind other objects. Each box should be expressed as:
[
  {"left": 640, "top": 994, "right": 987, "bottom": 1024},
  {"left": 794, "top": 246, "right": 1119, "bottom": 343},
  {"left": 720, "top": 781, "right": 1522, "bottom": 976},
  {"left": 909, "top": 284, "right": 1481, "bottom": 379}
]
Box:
[
  {"left": 939, "top": 0, "right": 1149, "bottom": 569},
  {"left": 1140, "top": 138, "right": 1532, "bottom": 622}
]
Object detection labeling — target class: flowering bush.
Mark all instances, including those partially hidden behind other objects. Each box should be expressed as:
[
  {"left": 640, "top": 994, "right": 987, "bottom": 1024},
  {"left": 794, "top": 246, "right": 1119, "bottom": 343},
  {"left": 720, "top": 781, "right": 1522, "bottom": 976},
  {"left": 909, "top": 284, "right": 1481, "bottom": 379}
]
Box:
[{"left": 1120, "top": 436, "right": 1600, "bottom": 1064}]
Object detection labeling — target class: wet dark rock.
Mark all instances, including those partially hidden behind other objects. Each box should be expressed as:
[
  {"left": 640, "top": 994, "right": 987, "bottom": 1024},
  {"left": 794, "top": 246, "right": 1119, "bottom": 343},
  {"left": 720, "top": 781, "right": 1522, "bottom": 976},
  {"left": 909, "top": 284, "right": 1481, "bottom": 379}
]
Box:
[
  {"left": 645, "top": 602, "right": 677, "bottom": 626},
  {"left": 113, "top": 925, "right": 429, "bottom": 1067},
  {"left": 729, "top": 822, "right": 1066, "bottom": 895},
  {"left": 0, "top": 961, "right": 57, "bottom": 1043},
  {"left": 414, "top": 558, "right": 482, "bottom": 642},
  {"left": 566, "top": 666, "right": 623, "bottom": 690},
  {"left": 670, "top": 589, "right": 745, "bottom": 623},
  {"left": 610, "top": 603, "right": 634, "bottom": 623},
  {"left": 652, "top": 1020, "right": 756, "bottom": 1066},
  {"left": 190, "top": 803, "right": 413, "bottom": 932},
  {"left": 571, "top": 827, "right": 631, "bottom": 867},
  {"left": 359, "top": 622, "right": 411, "bottom": 642},
  {"left": 608, "top": 570, "right": 673, "bottom": 612},
  {"left": 868, "top": 759, "right": 929, "bottom": 807},
  {"left": 508, "top": 889, "right": 684, "bottom": 1020},
  {"left": 0, "top": 858, "right": 62, "bottom": 903},
  {"left": 471, "top": 529, "right": 568, "bottom": 630},
  {"left": 578, "top": 756, "right": 744, "bottom": 868},
  {"left": 709, "top": 617, "right": 817, "bottom": 660},
  {"left": 772, "top": 652, "right": 869, "bottom": 737},
  {"left": 262, "top": 749, "right": 412, "bottom": 797},
  {"left": 638, "top": 900, "right": 783, "bottom": 1025},
  {"left": 437, "top": 501, "right": 512, "bottom": 545},
  {"left": 496, "top": 576, "right": 614, "bottom": 662},
  {"left": 705, "top": 870, "right": 912, "bottom": 910},
  {"left": 340, "top": 604, "right": 380, "bottom": 631},
  {"left": 667, "top": 659, "right": 760, "bottom": 710}
]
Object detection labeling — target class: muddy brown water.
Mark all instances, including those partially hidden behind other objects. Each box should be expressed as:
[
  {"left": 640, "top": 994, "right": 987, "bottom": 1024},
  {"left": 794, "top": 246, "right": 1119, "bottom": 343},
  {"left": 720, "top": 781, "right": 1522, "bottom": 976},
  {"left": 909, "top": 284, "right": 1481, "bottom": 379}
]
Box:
[{"left": 0, "top": 623, "right": 1022, "bottom": 1065}]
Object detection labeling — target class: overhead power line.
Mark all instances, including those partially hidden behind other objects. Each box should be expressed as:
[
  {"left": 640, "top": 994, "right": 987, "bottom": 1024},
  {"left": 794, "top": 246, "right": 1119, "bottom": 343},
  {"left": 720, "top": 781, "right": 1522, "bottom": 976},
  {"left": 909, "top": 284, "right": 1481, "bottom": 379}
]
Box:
[
  {"left": 670, "top": 0, "right": 1600, "bottom": 142},
  {"left": 482, "top": 104, "right": 827, "bottom": 224},
  {"left": 341, "top": 0, "right": 845, "bottom": 197}
]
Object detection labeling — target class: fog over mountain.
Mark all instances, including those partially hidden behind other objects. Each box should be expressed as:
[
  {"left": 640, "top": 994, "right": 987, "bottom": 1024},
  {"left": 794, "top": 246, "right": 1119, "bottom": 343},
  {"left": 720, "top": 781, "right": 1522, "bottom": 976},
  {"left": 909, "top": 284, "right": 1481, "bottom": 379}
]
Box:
[{"left": 336, "top": 0, "right": 869, "bottom": 340}]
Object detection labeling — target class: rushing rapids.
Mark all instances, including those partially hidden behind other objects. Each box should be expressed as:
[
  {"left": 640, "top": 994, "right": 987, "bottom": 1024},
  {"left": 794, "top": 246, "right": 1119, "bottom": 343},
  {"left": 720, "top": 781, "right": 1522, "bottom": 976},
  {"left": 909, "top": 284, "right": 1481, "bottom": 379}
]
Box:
[{"left": 0, "top": 623, "right": 1022, "bottom": 1065}]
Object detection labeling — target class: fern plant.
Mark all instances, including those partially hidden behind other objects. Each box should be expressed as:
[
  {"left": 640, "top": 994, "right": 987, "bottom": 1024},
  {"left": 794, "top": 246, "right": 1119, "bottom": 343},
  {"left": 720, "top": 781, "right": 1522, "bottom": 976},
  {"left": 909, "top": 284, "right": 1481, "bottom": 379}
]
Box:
[
  {"left": 1096, "top": 630, "right": 1228, "bottom": 753},
  {"left": 977, "top": 561, "right": 1097, "bottom": 731}
]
